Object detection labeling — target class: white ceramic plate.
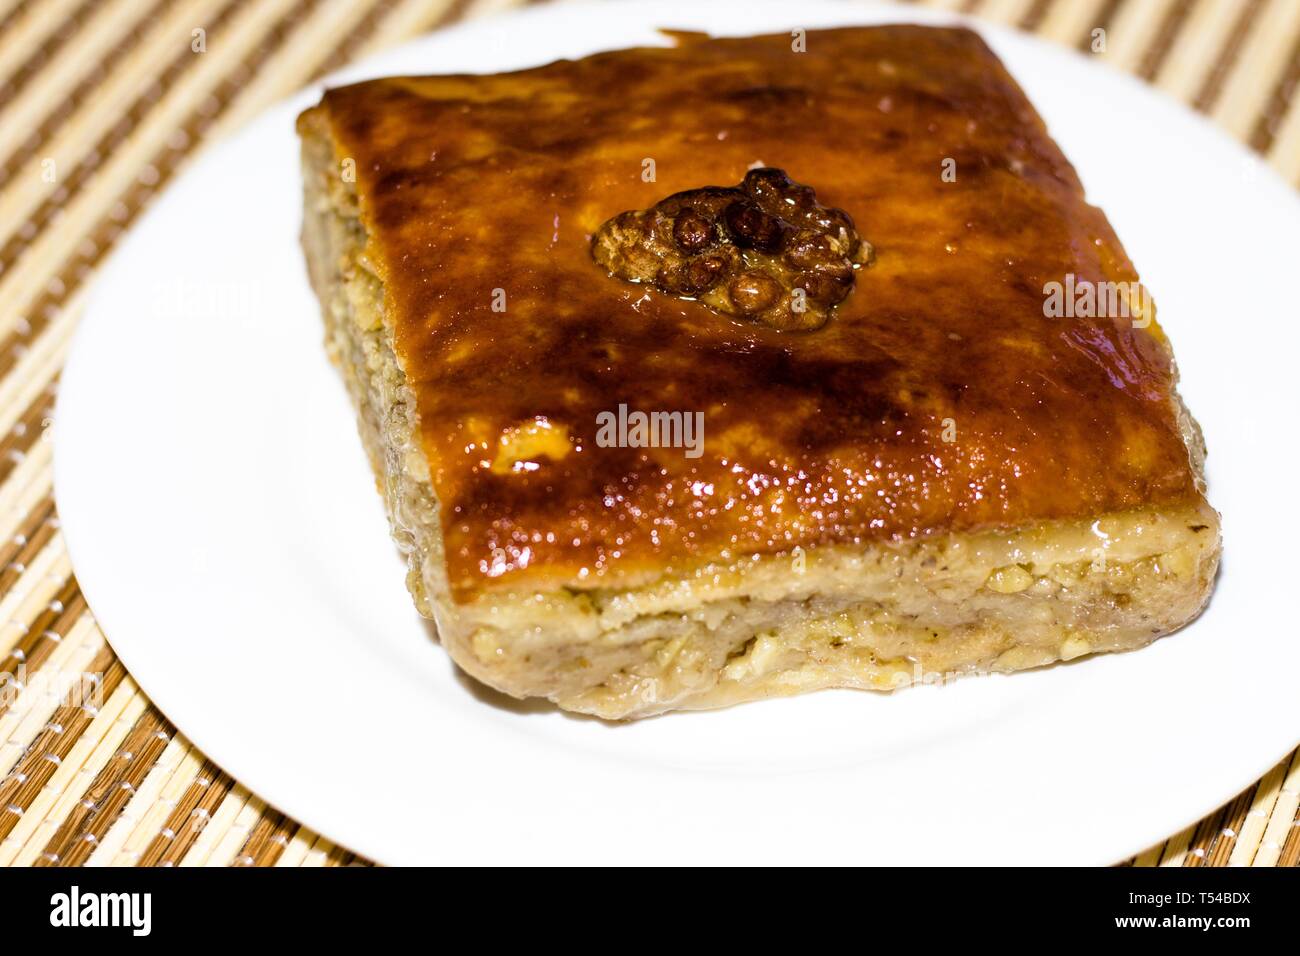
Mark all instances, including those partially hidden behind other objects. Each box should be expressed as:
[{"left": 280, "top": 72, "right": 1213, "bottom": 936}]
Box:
[{"left": 55, "top": 0, "right": 1300, "bottom": 865}]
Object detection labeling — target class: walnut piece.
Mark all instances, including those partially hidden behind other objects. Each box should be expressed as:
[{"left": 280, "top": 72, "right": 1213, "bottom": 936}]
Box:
[{"left": 591, "top": 168, "right": 871, "bottom": 331}]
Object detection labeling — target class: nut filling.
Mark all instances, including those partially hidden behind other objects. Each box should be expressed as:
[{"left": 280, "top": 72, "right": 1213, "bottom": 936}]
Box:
[{"left": 591, "top": 167, "right": 871, "bottom": 331}]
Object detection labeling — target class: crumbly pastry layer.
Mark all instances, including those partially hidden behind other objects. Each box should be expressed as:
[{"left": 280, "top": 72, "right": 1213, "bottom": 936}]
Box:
[{"left": 297, "top": 26, "right": 1221, "bottom": 719}]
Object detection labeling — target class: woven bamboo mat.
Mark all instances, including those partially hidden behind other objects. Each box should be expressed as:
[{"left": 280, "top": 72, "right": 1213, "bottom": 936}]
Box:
[{"left": 0, "top": 0, "right": 1296, "bottom": 869}]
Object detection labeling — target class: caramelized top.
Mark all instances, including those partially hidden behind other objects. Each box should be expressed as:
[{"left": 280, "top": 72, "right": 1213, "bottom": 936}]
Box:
[{"left": 307, "top": 25, "right": 1204, "bottom": 602}]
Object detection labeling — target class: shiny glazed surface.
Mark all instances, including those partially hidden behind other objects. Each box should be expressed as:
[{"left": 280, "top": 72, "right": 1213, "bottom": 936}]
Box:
[{"left": 308, "top": 25, "right": 1204, "bottom": 601}]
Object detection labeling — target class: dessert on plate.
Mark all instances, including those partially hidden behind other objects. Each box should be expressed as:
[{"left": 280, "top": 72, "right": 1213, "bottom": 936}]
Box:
[{"left": 297, "top": 25, "right": 1220, "bottom": 719}]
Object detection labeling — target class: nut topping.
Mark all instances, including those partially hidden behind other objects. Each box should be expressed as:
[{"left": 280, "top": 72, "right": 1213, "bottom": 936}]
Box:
[{"left": 591, "top": 167, "right": 871, "bottom": 331}]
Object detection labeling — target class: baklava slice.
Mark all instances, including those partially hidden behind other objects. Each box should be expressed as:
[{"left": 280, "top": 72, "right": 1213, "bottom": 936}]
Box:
[{"left": 297, "top": 25, "right": 1220, "bottom": 719}]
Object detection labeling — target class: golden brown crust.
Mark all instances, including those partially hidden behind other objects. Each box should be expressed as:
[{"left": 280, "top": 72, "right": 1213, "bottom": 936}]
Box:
[{"left": 302, "top": 25, "right": 1207, "bottom": 604}]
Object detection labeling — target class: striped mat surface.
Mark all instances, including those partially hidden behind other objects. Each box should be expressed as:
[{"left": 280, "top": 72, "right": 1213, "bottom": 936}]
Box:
[{"left": 0, "top": 0, "right": 1297, "bottom": 868}]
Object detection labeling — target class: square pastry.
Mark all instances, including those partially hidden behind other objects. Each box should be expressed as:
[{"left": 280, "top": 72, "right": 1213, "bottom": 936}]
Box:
[{"left": 297, "top": 25, "right": 1220, "bottom": 718}]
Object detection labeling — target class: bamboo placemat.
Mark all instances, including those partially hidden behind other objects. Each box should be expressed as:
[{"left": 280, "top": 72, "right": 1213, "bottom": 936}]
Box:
[{"left": 0, "top": 0, "right": 1296, "bottom": 868}]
